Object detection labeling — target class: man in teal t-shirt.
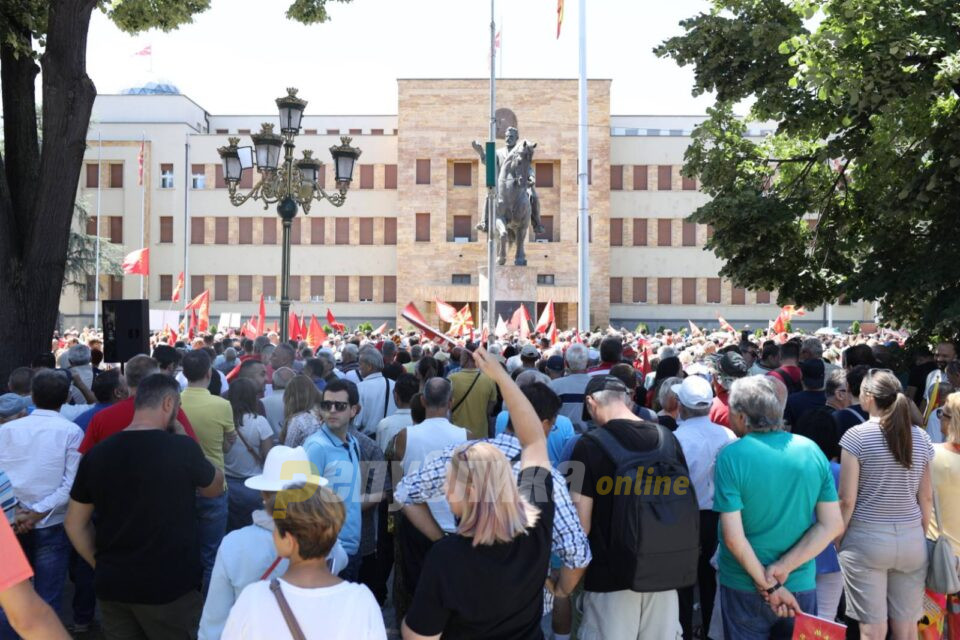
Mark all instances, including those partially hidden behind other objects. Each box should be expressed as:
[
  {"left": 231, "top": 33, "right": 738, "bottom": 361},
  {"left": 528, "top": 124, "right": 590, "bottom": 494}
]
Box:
[{"left": 714, "top": 376, "right": 842, "bottom": 638}]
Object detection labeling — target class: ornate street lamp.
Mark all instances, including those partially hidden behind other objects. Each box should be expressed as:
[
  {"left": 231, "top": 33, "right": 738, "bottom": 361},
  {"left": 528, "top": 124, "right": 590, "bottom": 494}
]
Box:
[{"left": 218, "top": 88, "right": 361, "bottom": 342}]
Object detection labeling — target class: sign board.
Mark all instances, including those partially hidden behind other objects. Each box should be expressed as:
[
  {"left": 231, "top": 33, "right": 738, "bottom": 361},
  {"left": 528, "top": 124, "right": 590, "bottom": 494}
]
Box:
[{"left": 148, "top": 309, "right": 180, "bottom": 332}]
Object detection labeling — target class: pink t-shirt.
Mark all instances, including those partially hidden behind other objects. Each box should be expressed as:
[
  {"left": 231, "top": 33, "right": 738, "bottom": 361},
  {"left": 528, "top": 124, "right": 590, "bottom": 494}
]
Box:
[{"left": 0, "top": 517, "right": 32, "bottom": 592}]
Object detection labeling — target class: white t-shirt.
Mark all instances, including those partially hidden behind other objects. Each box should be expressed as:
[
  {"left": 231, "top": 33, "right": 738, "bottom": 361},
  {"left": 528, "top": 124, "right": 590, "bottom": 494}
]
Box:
[
  {"left": 221, "top": 578, "right": 386, "bottom": 640},
  {"left": 224, "top": 414, "right": 274, "bottom": 478}
]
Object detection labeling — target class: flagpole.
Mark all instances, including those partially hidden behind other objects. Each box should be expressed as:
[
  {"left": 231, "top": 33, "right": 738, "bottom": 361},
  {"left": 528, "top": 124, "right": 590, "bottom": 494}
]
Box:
[
  {"left": 499, "top": 15, "right": 503, "bottom": 79},
  {"left": 94, "top": 131, "right": 102, "bottom": 330},
  {"left": 182, "top": 136, "right": 190, "bottom": 332},
  {"left": 576, "top": 0, "right": 590, "bottom": 332},
  {"left": 486, "top": 0, "right": 497, "bottom": 336},
  {"left": 140, "top": 131, "right": 146, "bottom": 299}
]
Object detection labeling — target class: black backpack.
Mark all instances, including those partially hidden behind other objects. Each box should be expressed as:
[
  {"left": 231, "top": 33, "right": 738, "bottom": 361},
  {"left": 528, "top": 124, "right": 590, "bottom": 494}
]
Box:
[
  {"left": 586, "top": 424, "right": 700, "bottom": 592},
  {"left": 771, "top": 367, "right": 802, "bottom": 394},
  {"left": 793, "top": 405, "right": 841, "bottom": 461}
]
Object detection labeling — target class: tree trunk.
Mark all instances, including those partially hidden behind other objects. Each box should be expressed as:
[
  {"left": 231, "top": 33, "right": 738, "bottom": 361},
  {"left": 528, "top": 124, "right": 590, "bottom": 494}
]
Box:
[{"left": 0, "top": 0, "right": 98, "bottom": 389}]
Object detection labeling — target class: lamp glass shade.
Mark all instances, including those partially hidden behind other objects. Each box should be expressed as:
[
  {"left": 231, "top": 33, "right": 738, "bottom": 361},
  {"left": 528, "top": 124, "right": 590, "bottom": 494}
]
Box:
[
  {"left": 224, "top": 155, "right": 242, "bottom": 181},
  {"left": 254, "top": 139, "right": 282, "bottom": 171},
  {"left": 296, "top": 160, "right": 320, "bottom": 185},
  {"left": 278, "top": 104, "right": 304, "bottom": 133},
  {"left": 335, "top": 155, "right": 356, "bottom": 184}
]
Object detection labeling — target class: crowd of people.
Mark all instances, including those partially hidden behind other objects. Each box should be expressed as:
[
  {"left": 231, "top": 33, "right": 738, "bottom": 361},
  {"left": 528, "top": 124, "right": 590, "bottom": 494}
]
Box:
[{"left": 0, "top": 322, "right": 959, "bottom": 640}]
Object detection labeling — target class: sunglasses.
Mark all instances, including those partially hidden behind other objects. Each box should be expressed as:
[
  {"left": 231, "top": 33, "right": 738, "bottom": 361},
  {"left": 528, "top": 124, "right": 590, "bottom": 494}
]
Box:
[
  {"left": 319, "top": 400, "right": 351, "bottom": 412},
  {"left": 937, "top": 408, "right": 953, "bottom": 421}
]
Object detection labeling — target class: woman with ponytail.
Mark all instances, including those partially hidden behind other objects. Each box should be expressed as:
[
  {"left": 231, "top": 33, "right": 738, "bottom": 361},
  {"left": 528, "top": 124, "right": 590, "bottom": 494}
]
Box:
[{"left": 837, "top": 369, "right": 935, "bottom": 639}]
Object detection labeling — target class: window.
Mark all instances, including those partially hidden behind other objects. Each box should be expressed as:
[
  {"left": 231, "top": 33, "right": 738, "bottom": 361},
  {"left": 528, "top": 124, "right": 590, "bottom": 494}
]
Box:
[
  {"left": 371, "top": 129, "right": 384, "bottom": 135},
  {"left": 191, "top": 217, "right": 205, "bottom": 244},
  {"left": 658, "top": 219, "right": 672, "bottom": 246},
  {"left": 310, "top": 218, "right": 325, "bottom": 245},
  {"left": 215, "top": 275, "right": 228, "bottom": 301},
  {"left": 359, "top": 165, "right": 374, "bottom": 189},
  {"left": 191, "top": 164, "right": 205, "bottom": 189},
  {"left": 86, "top": 216, "right": 98, "bottom": 236},
  {"left": 349, "top": 128, "right": 362, "bottom": 135},
  {"left": 633, "top": 218, "right": 647, "bottom": 246},
  {"left": 707, "top": 278, "right": 721, "bottom": 303},
  {"left": 159, "top": 275, "right": 173, "bottom": 301},
  {"left": 682, "top": 222, "right": 696, "bottom": 246},
  {"left": 109, "top": 163, "right": 123, "bottom": 188},
  {"left": 215, "top": 129, "right": 228, "bottom": 134},
  {"left": 86, "top": 164, "right": 99, "bottom": 188},
  {"left": 191, "top": 275, "right": 204, "bottom": 298},
  {"left": 238, "top": 275, "right": 252, "bottom": 302},
  {"left": 732, "top": 286, "right": 746, "bottom": 305},
  {"left": 85, "top": 275, "right": 98, "bottom": 301},
  {"left": 383, "top": 276, "right": 396, "bottom": 303},
  {"left": 658, "top": 165, "right": 672, "bottom": 191},
  {"left": 682, "top": 278, "right": 697, "bottom": 304},
  {"left": 160, "top": 164, "right": 174, "bottom": 189},
  {"left": 610, "top": 277, "right": 623, "bottom": 303},
  {"left": 290, "top": 218, "right": 301, "bottom": 245},
  {"left": 415, "top": 213, "right": 430, "bottom": 242},
  {"left": 335, "top": 218, "right": 350, "bottom": 244},
  {"left": 289, "top": 276, "right": 301, "bottom": 301},
  {"left": 453, "top": 162, "right": 472, "bottom": 187},
  {"left": 262, "top": 218, "right": 277, "bottom": 245},
  {"left": 384, "top": 218, "right": 397, "bottom": 245},
  {"left": 160, "top": 217, "right": 173, "bottom": 243},
  {"left": 335, "top": 276, "right": 349, "bottom": 302},
  {"left": 359, "top": 276, "right": 373, "bottom": 302},
  {"left": 756, "top": 290, "right": 771, "bottom": 304},
  {"left": 384, "top": 164, "right": 397, "bottom": 189},
  {"left": 215, "top": 217, "right": 229, "bottom": 244},
  {"left": 658, "top": 278, "right": 672, "bottom": 304},
  {"left": 416, "top": 159, "right": 431, "bottom": 185},
  {"left": 109, "top": 276, "right": 122, "bottom": 300},
  {"left": 452, "top": 274, "right": 471, "bottom": 285},
  {"left": 535, "top": 163, "right": 554, "bottom": 188},
  {"left": 237, "top": 129, "right": 251, "bottom": 135},
  {"left": 453, "top": 216, "right": 472, "bottom": 241},
  {"left": 262, "top": 276, "right": 277, "bottom": 299},
  {"left": 633, "top": 165, "right": 648, "bottom": 190},
  {"left": 359, "top": 218, "right": 373, "bottom": 245},
  {"left": 537, "top": 274, "right": 556, "bottom": 285},
  {"left": 610, "top": 218, "right": 623, "bottom": 246},
  {"left": 304, "top": 129, "right": 317, "bottom": 135},
  {"left": 326, "top": 129, "right": 339, "bottom": 135},
  {"left": 239, "top": 218, "right": 253, "bottom": 244},
  {"left": 215, "top": 165, "right": 227, "bottom": 189},
  {"left": 632, "top": 277, "right": 647, "bottom": 303},
  {"left": 610, "top": 165, "right": 623, "bottom": 190},
  {"left": 682, "top": 175, "right": 697, "bottom": 191},
  {"left": 239, "top": 168, "right": 253, "bottom": 190},
  {"left": 535, "top": 215, "right": 554, "bottom": 242},
  {"left": 109, "top": 217, "right": 123, "bottom": 244},
  {"left": 310, "top": 276, "right": 325, "bottom": 301}
]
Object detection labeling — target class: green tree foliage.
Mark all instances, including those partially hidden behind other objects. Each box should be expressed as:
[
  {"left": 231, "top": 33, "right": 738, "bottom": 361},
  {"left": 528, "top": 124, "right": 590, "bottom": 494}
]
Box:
[
  {"left": 656, "top": 0, "right": 960, "bottom": 339},
  {"left": 64, "top": 198, "right": 122, "bottom": 294}
]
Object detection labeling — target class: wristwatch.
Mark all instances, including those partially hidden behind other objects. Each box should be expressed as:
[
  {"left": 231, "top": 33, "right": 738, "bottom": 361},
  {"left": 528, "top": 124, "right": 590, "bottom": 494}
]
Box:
[{"left": 764, "top": 580, "right": 783, "bottom": 595}]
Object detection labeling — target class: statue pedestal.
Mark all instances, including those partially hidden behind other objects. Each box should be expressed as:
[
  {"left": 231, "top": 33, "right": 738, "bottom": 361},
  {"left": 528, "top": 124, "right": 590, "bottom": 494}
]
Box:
[{"left": 478, "top": 266, "right": 536, "bottom": 327}]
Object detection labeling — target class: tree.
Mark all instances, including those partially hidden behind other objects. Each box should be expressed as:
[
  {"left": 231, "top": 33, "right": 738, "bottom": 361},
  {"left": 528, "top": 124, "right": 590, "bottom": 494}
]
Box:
[
  {"left": 63, "top": 198, "right": 123, "bottom": 296},
  {"left": 656, "top": 0, "right": 960, "bottom": 341},
  {"left": 0, "top": 0, "right": 351, "bottom": 388}
]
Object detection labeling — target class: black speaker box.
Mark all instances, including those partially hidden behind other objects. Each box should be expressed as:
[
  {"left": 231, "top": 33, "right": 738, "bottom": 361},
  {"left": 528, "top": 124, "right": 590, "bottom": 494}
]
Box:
[{"left": 102, "top": 299, "right": 150, "bottom": 363}]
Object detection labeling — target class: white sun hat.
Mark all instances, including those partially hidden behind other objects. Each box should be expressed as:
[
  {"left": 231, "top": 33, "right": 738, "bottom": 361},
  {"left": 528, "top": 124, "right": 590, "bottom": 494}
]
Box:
[{"left": 244, "top": 445, "right": 327, "bottom": 492}]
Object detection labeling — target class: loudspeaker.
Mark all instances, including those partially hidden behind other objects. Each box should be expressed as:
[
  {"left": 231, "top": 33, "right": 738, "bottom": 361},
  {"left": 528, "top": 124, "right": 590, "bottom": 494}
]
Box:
[{"left": 102, "top": 299, "right": 150, "bottom": 363}]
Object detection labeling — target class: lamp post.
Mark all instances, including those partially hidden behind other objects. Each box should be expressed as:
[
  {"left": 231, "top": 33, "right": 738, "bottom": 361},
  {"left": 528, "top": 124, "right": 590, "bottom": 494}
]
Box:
[{"left": 218, "top": 88, "right": 361, "bottom": 342}]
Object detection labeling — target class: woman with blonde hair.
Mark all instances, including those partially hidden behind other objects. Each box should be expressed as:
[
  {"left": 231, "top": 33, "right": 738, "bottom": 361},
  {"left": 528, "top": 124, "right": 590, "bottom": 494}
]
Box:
[
  {"left": 279, "top": 375, "right": 321, "bottom": 448},
  {"left": 838, "top": 369, "right": 935, "bottom": 640},
  {"left": 401, "top": 347, "right": 557, "bottom": 640},
  {"left": 929, "top": 391, "right": 960, "bottom": 559}
]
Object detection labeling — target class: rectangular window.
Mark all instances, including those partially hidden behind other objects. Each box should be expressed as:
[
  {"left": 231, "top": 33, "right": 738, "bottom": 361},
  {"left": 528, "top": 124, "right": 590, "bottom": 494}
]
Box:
[
  {"left": 310, "top": 218, "right": 325, "bottom": 245},
  {"left": 658, "top": 165, "right": 672, "bottom": 191},
  {"left": 682, "top": 175, "right": 697, "bottom": 191},
  {"left": 535, "top": 163, "right": 554, "bottom": 188},
  {"left": 359, "top": 218, "right": 373, "bottom": 245},
  {"left": 109, "top": 217, "right": 123, "bottom": 244},
  {"left": 86, "top": 216, "right": 98, "bottom": 236},
  {"left": 359, "top": 164, "right": 374, "bottom": 189},
  {"left": 86, "top": 164, "right": 99, "bottom": 188},
  {"left": 349, "top": 129, "right": 362, "bottom": 135},
  {"left": 610, "top": 218, "right": 623, "bottom": 246},
  {"left": 290, "top": 218, "right": 301, "bottom": 245},
  {"left": 756, "top": 290, "right": 771, "bottom": 304},
  {"left": 237, "top": 129, "right": 251, "bottom": 135},
  {"left": 215, "top": 217, "right": 229, "bottom": 244},
  {"left": 326, "top": 129, "right": 340, "bottom": 135},
  {"left": 633, "top": 165, "right": 648, "bottom": 190},
  {"left": 191, "top": 164, "right": 205, "bottom": 189},
  {"left": 262, "top": 276, "right": 277, "bottom": 299},
  {"left": 658, "top": 219, "right": 672, "bottom": 247},
  {"left": 238, "top": 275, "right": 252, "bottom": 302},
  {"left": 383, "top": 218, "right": 397, "bottom": 245},
  {"left": 658, "top": 278, "right": 672, "bottom": 304},
  {"left": 215, "top": 275, "right": 228, "bottom": 301},
  {"left": 335, "top": 276, "right": 349, "bottom": 302},
  {"left": 191, "top": 217, "right": 205, "bottom": 244},
  {"left": 707, "top": 278, "right": 721, "bottom": 303},
  {"left": 384, "top": 164, "right": 397, "bottom": 189},
  {"left": 239, "top": 218, "right": 253, "bottom": 244},
  {"left": 109, "top": 276, "right": 123, "bottom": 300},
  {"left": 239, "top": 168, "right": 253, "bottom": 190},
  {"left": 537, "top": 274, "right": 556, "bottom": 285},
  {"left": 416, "top": 159, "right": 431, "bottom": 185},
  {"left": 371, "top": 129, "right": 384, "bottom": 135},
  {"left": 610, "top": 165, "right": 623, "bottom": 191},
  {"left": 633, "top": 218, "right": 648, "bottom": 246},
  {"left": 535, "top": 215, "right": 554, "bottom": 242},
  {"left": 453, "top": 162, "right": 472, "bottom": 187},
  {"left": 191, "top": 275, "right": 205, "bottom": 299},
  {"left": 682, "top": 278, "right": 697, "bottom": 304},
  {"left": 159, "top": 275, "right": 172, "bottom": 301},
  {"left": 452, "top": 274, "right": 471, "bottom": 285},
  {"left": 304, "top": 129, "right": 317, "bottom": 135},
  {"left": 632, "top": 277, "right": 647, "bottom": 303},
  {"left": 215, "top": 129, "right": 228, "bottom": 134},
  {"left": 415, "top": 213, "right": 430, "bottom": 242},
  {"left": 215, "top": 164, "right": 227, "bottom": 189},
  {"left": 310, "top": 276, "right": 324, "bottom": 300},
  {"left": 610, "top": 277, "right": 623, "bottom": 304},
  {"left": 160, "top": 164, "right": 174, "bottom": 189},
  {"left": 383, "top": 276, "right": 396, "bottom": 302},
  {"left": 335, "top": 218, "right": 350, "bottom": 244},
  {"left": 262, "top": 218, "right": 277, "bottom": 245},
  {"left": 453, "top": 215, "right": 472, "bottom": 241},
  {"left": 289, "top": 276, "right": 301, "bottom": 301},
  {"left": 682, "top": 222, "right": 696, "bottom": 246},
  {"left": 109, "top": 163, "right": 123, "bottom": 188},
  {"left": 160, "top": 216, "right": 173, "bottom": 243},
  {"left": 358, "top": 276, "right": 373, "bottom": 302},
  {"left": 732, "top": 286, "right": 746, "bottom": 305}
]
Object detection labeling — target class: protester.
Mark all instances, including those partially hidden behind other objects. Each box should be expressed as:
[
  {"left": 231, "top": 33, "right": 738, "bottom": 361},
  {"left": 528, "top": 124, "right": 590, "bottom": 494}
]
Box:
[
  {"left": 279, "top": 375, "right": 322, "bottom": 447},
  {"left": 65, "top": 344, "right": 95, "bottom": 406},
  {"left": 928, "top": 392, "right": 960, "bottom": 558},
  {"left": 832, "top": 365, "right": 871, "bottom": 437},
  {"left": 448, "top": 342, "right": 498, "bottom": 440},
  {"left": 768, "top": 340, "right": 802, "bottom": 393},
  {"left": 656, "top": 375, "right": 683, "bottom": 432},
  {"left": 549, "top": 343, "right": 591, "bottom": 433},
  {"left": 224, "top": 378, "right": 274, "bottom": 532},
  {"left": 783, "top": 358, "right": 827, "bottom": 427},
  {"left": 262, "top": 366, "right": 293, "bottom": 438},
  {"left": 356, "top": 348, "right": 397, "bottom": 435},
  {"left": 709, "top": 350, "right": 748, "bottom": 428},
  {"left": 749, "top": 341, "right": 780, "bottom": 376},
  {"left": 72, "top": 368, "right": 127, "bottom": 432},
  {"left": 375, "top": 373, "right": 417, "bottom": 453},
  {"left": 339, "top": 343, "right": 361, "bottom": 383},
  {"left": 587, "top": 337, "right": 621, "bottom": 375}
]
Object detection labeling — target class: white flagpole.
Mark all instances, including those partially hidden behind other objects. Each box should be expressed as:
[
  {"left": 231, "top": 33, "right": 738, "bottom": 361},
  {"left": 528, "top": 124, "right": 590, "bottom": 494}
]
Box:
[
  {"left": 499, "top": 16, "right": 503, "bottom": 79},
  {"left": 577, "top": 0, "right": 590, "bottom": 331},
  {"left": 140, "top": 131, "right": 146, "bottom": 299},
  {"left": 94, "top": 132, "right": 102, "bottom": 329},
  {"left": 183, "top": 137, "right": 190, "bottom": 332}
]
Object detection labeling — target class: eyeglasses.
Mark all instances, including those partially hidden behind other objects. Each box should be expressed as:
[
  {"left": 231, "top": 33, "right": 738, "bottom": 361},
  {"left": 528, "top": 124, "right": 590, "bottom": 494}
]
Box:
[
  {"left": 937, "top": 408, "right": 953, "bottom": 421},
  {"left": 319, "top": 400, "right": 350, "bottom": 412},
  {"left": 456, "top": 440, "right": 483, "bottom": 461}
]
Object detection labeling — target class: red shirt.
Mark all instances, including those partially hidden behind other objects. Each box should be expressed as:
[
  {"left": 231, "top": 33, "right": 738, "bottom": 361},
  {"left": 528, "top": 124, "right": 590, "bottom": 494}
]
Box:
[
  {"left": 709, "top": 389, "right": 730, "bottom": 427},
  {"left": 79, "top": 397, "right": 197, "bottom": 454},
  {"left": 225, "top": 354, "right": 260, "bottom": 383},
  {"left": 0, "top": 517, "right": 32, "bottom": 592},
  {"left": 587, "top": 363, "right": 615, "bottom": 375}
]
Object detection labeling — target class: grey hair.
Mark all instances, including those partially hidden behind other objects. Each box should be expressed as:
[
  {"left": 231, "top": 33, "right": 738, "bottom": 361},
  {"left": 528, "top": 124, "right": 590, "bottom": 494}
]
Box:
[
  {"left": 223, "top": 347, "right": 237, "bottom": 361},
  {"left": 260, "top": 344, "right": 275, "bottom": 360},
  {"left": 68, "top": 344, "right": 92, "bottom": 366},
  {"left": 341, "top": 343, "right": 359, "bottom": 363},
  {"left": 591, "top": 389, "right": 630, "bottom": 408},
  {"left": 564, "top": 343, "right": 589, "bottom": 372},
  {"left": 272, "top": 367, "right": 296, "bottom": 390},
  {"left": 679, "top": 404, "right": 710, "bottom": 420},
  {"left": 657, "top": 376, "right": 683, "bottom": 408},
  {"left": 801, "top": 337, "right": 823, "bottom": 358},
  {"left": 659, "top": 346, "right": 678, "bottom": 360},
  {"left": 728, "top": 376, "right": 784, "bottom": 433},
  {"left": 410, "top": 344, "right": 423, "bottom": 360},
  {"left": 253, "top": 335, "right": 271, "bottom": 353},
  {"left": 315, "top": 348, "right": 336, "bottom": 372},
  {"left": 422, "top": 377, "right": 453, "bottom": 409},
  {"left": 381, "top": 340, "right": 397, "bottom": 358},
  {"left": 358, "top": 347, "right": 384, "bottom": 372}
]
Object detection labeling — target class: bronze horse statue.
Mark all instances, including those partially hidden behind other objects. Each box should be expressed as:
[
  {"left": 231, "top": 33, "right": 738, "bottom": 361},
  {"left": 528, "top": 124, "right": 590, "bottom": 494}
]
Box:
[{"left": 496, "top": 140, "right": 536, "bottom": 266}]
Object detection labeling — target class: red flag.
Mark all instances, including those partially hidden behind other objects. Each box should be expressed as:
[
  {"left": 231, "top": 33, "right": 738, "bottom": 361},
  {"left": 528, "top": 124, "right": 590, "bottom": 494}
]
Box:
[
  {"left": 772, "top": 308, "right": 789, "bottom": 334},
  {"left": 121, "top": 248, "right": 149, "bottom": 275},
  {"left": 549, "top": 322, "right": 558, "bottom": 345},
  {"left": 639, "top": 346, "right": 652, "bottom": 376},
  {"left": 165, "top": 324, "right": 178, "bottom": 346},
  {"left": 556, "top": 0, "right": 564, "bottom": 38},
  {"left": 137, "top": 140, "right": 144, "bottom": 186},
  {"left": 133, "top": 44, "right": 152, "bottom": 56},
  {"left": 241, "top": 321, "right": 259, "bottom": 340},
  {"left": 326, "top": 309, "right": 346, "bottom": 333},
  {"left": 401, "top": 302, "right": 456, "bottom": 345},
  {"left": 298, "top": 314, "right": 307, "bottom": 340},
  {"left": 513, "top": 305, "right": 532, "bottom": 340},
  {"left": 257, "top": 294, "right": 266, "bottom": 336},
  {"left": 171, "top": 272, "right": 184, "bottom": 303},
  {"left": 188, "top": 309, "right": 197, "bottom": 339},
  {"left": 289, "top": 310, "right": 300, "bottom": 341},
  {"left": 373, "top": 322, "right": 389, "bottom": 336},
  {"left": 535, "top": 300, "right": 555, "bottom": 334},
  {"left": 717, "top": 315, "right": 736, "bottom": 334},
  {"left": 435, "top": 298, "right": 458, "bottom": 324},
  {"left": 450, "top": 305, "right": 474, "bottom": 337},
  {"left": 196, "top": 294, "right": 210, "bottom": 332},
  {"left": 790, "top": 611, "right": 846, "bottom": 639},
  {"left": 306, "top": 315, "right": 328, "bottom": 349},
  {"left": 573, "top": 330, "right": 582, "bottom": 344},
  {"left": 495, "top": 315, "right": 508, "bottom": 338},
  {"left": 185, "top": 289, "right": 208, "bottom": 310}
]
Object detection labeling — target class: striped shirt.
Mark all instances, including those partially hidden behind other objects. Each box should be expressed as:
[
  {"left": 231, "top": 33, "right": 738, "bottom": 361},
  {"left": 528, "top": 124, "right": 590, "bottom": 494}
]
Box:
[
  {"left": 0, "top": 470, "right": 16, "bottom": 524},
  {"left": 840, "top": 420, "right": 935, "bottom": 524}
]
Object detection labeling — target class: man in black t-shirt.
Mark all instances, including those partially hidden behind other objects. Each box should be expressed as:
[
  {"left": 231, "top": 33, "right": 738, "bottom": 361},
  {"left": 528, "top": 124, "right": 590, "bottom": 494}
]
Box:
[{"left": 65, "top": 374, "right": 223, "bottom": 639}]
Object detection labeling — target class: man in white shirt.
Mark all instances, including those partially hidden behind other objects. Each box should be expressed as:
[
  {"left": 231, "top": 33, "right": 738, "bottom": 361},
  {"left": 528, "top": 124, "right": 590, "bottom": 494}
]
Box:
[
  {"left": 0, "top": 370, "right": 83, "bottom": 630},
  {"left": 672, "top": 375, "right": 736, "bottom": 640},
  {"left": 262, "top": 367, "right": 294, "bottom": 439},
  {"left": 376, "top": 373, "right": 418, "bottom": 453},
  {"left": 355, "top": 348, "right": 396, "bottom": 435}
]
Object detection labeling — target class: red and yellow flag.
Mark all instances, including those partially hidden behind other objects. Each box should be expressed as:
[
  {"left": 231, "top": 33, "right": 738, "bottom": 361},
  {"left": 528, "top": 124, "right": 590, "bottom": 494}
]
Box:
[
  {"left": 556, "top": 0, "right": 564, "bottom": 38},
  {"left": 171, "top": 272, "right": 184, "bottom": 303}
]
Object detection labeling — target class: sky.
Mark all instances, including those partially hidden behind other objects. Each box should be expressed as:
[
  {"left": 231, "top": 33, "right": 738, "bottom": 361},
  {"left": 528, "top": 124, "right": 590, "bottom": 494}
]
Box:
[{"left": 86, "top": 0, "right": 717, "bottom": 116}]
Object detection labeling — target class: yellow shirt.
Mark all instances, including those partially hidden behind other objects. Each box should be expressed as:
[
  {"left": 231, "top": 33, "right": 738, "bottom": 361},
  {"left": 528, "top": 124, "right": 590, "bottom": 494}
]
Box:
[
  {"left": 928, "top": 443, "right": 960, "bottom": 557},
  {"left": 449, "top": 370, "right": 498, "bottom": 440},
  {"left": 180, "top": 387, "right": 235, "bottom": 476}
]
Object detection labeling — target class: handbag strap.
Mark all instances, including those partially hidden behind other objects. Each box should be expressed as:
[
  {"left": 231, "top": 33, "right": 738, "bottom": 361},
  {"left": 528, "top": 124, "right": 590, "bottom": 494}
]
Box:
[
  {"left": 234, "top": 417, "right": 264, "bottom": 466},
  {"left": 451, "top": 371, "right": 482, "bottom": 415},
  {"left": 269, "top": 578, "right": 307, "bottom": 640}
]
